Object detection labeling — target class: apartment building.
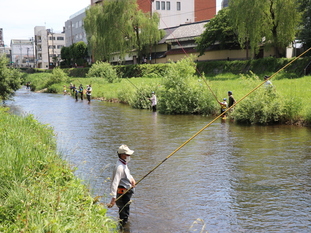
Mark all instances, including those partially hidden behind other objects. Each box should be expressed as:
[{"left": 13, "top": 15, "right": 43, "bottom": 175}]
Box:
[
  {"left": 10, "top": 39, "right": 34, "bottom": 68},
  {"left": 64, "top": 8, "right": 88, "bottom": 47},
  {"left": 34, "top": 26, "right": 65, "bottom": 69},
  {"left": 91, "top": 0, "right": 216, "bottom": 29}
]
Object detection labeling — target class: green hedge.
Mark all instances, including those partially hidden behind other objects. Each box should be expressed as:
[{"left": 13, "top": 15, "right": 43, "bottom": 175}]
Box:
[{"left": 196, "top": 57, "right": 311, "bottom": 77}]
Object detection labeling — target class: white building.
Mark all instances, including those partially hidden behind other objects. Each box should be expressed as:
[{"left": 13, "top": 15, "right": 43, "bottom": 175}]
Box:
[
  {"left": 10, "top": 39, "right": 34, "bottom": 68},
  {"left": 34, "top": 26, "right": 65, "bottom": 69},
  {"left": 153, "top": 0, "right": 195, "bottom": 29}
]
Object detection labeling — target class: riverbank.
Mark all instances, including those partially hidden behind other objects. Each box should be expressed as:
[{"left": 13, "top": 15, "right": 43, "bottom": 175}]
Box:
[
  {"left": 0, "top": 107, "right": 117, "bottom": 232},
  {"left": 22, "top": 58, "right": 311, "bottom": 126}
]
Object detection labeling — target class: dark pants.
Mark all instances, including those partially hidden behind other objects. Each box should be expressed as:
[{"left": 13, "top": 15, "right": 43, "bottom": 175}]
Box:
[
  {"left": 87, "top": 94, "right": 91, "bottom": 102},
  {"left": 116, "top": 187, "right": 133, "bottom": 224},
  {"left": 152, "top": 105, "right": 157, "bottom": 112},
  {"left": 80, "top": 92, "right": 83, "bottom": 100}
]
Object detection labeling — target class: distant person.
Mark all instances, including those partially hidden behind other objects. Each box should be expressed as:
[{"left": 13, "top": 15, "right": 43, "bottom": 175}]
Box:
[
  {"left": 108, "top": 145, "right": 136, "bottom": 228},
  {"left": 228, "top": 91, "right": 236, "bottom": 108},
  {"left": 264, "top": 75, "right": 273, "bottom": 87},
  {"left": 86, "top": 84, "right": 92, "bottom": 103},
  {"left": 63, "top": 85, "right": 67, "bottom": 95},
  {"left": 79, "top": 84, "right": 84, "bottom": 100},
  {"left": 72, "top": 84, "right": 76, "bottom": 94},
  {"left": 149, "top": 91, "right": 157, "bottom": 112},
  {"left": 75, "top": 88, "right": 79, "bottom": 101},
  {"left": 218, "top": 98, "right": 228, "bottom": 116}
]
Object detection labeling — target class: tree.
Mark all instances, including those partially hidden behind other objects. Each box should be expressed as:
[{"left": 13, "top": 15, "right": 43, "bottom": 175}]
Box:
[
  {"left": 196, "top": 8, "right": 240, "bottom": 56},
  {"left": 229, "top": 0, "right": 301, "bottom": 58},
  {"left": 298, "top": 0, "right": 311, "bottom": 50},
  {"left": 72, "top": 42, "right": 88, "bottom": 66},
  {"left": 61, "top": 42, "right": 88, "bottom": 67},
  {"left": 0, "top": 56, "right": 21, "bottom": 101},
  {"left": 61, "top": 46, "right": 71, "bottom": 67},
  {"left": 84, "top": 0, "right": 164, "bottom": 63}
]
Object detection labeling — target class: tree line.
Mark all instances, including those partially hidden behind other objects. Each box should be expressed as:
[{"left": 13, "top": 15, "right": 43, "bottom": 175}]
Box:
[{"left": 61, "top": 0, "right": 311, "bottom": 64}]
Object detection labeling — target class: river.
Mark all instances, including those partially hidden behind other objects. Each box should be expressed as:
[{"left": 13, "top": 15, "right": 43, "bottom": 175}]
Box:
[{"left": 9, "top": 88, "right": 311, "bottom": 232}]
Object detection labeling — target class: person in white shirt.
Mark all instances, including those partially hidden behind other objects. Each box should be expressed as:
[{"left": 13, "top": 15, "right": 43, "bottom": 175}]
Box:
[
  {"left": 264, "top": 75, "right": 273, "bottom": 87},
  {"left": 108, "top": 145, "right": 136, "bottom": 227},
  {"left": 86, "top": 84, "right": 92, "bottom": 103},
  {"left": 149, "top": 91, "right": 157, "bottom": 112}
]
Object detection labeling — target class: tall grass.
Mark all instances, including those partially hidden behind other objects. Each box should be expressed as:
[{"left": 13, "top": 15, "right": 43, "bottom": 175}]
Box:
[{"left": 0, "top": 108, "right": 117, "bottom": 232}]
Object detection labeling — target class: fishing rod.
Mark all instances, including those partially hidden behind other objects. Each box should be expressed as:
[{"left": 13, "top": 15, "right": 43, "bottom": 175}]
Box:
[{"left": 108, "top": 46, "right": 311, "bottom": 204}]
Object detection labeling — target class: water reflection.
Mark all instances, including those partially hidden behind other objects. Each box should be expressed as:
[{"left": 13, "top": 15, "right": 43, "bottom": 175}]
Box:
[{"left": 9, "top": 89, "right": 311, "bottom": 232}]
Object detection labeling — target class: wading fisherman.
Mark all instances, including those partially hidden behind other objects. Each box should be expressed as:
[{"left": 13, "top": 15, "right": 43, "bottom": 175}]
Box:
[
  {"left": 149, "top": 91, "right": 157, "bottom": 112},
  {"left": 86, "top": 84, "right": 92, "bottom": 103},
  {"left": 79, "top": 84, "right": 84, "bottom": 100},
  {"left": 218, "top": 98, "right": 228, "bottom": 117},
  {"left": 108, "top": 145, "right": 136, "bottom": 227},
  {"left": 228, "top": 91, "right": 236, "bottom": 108}
]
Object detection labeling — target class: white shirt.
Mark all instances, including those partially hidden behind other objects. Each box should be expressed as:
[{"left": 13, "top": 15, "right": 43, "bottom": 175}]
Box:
[
  {"left": 150, "top": 94, "right": 157, "bottom": 106},
  {"left": 110, "top": 159, "right": 133, "bottom": 198}
]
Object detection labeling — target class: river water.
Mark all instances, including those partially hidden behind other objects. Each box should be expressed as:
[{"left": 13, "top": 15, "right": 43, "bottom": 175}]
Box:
[{"left": 9, "top": 88, "right": 311, "bottom": 232}]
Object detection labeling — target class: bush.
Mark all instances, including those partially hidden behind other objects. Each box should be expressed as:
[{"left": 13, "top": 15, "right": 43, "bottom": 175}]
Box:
[
  {"left": 86, "top": 61, "right": 119, "bottom": 83},
  {"left": 46, "top": 68, "right": 69, "bottom": 86},
  {"left": 158, "top": 57, "right": 215, "bottom": 115},
  {"left": 232, "top": 75, "right": 285, "bottom": 124}
]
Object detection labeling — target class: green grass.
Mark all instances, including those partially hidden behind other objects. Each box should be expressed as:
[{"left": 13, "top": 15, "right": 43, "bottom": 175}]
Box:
[
  {"left": 23, "top": 72, "right": 311, "bottom": 124},
  {"left": 0, "top": 108, "right": 117, "bottom": 232}
]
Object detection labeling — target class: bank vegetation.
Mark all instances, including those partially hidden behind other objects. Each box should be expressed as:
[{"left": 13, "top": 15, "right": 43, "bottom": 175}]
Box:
[{"left": 22, "top": 57, "right": 311, "bottom": 126}]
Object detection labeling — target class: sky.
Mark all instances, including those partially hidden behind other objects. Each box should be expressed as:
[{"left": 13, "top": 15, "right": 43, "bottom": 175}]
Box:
[
  {"left": 1, "top": 0, "right": 222, "bottom": 47},
  {"left": 1, "top": 0, "right": 90, "bottom": 46}
]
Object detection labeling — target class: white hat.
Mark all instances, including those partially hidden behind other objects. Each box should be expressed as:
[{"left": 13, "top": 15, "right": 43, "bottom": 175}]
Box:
[{"left": 117, "top": 145, "right": 134, "bottom": 155}]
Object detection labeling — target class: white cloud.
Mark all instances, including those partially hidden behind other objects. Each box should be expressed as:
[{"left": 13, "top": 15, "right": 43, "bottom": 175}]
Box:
[{"left": 2, "top": 0, "right": 90, "bottom": 46}]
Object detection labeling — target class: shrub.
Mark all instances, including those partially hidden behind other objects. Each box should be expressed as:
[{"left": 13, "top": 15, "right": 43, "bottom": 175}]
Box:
[
  {"left": 46, "top": 68, "right": 69, "bottom": 86},
  {"left": 159, "top": 57, "right": 215, "bottom": 115},
  {"left": 86, "top": 61, "right": 119, "bottom": 83},
  {"left": 232, "top": 75, "right": 285, "bottom": 125}
]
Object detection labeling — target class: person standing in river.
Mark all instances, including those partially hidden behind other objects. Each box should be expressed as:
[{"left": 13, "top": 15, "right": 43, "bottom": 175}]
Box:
[
  {"left": 86, "top": 84, "right": 92, "bottom": 103},
  {"left": 108, "top": 145, "right": 136, "bottom": 228},
  {"left": 218, "top": 98, "right": 228, "bottom": 117},
  {"left": 79, "top": 84, "right": 84, "bottom": 100},
  {"left": 149, "top": 91, "right": 157, "bottom": 112},
  {"left": 228, "top": 91, "right": 236, "bottom": 108}
]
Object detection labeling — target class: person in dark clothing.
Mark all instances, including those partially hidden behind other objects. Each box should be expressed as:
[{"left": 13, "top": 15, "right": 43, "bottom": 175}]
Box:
[
  {"left": 108, "top": 145, "right": 136, "bottom": 227},
  {"left": 79, "top": 84, "right": 84, "bottom": 100},
  {"left": 228, "top": 91, "right": 236, "bottom": 108},
  {"left": 75, "top": 88, "right": 79, "bottom": 101}
]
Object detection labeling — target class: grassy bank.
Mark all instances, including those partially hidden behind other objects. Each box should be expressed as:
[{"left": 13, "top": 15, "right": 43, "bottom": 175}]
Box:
[
  {"left": 22, "top": 58, "right": 311, "bottom": 125},
  {"left": 0, "top": 107, "right": 117, "bottom": 232}
]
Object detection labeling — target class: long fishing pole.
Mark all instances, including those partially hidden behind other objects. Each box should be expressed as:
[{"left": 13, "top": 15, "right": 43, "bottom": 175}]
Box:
[{"left": 109, "top": 46, "right": 311, "bottom": 205}]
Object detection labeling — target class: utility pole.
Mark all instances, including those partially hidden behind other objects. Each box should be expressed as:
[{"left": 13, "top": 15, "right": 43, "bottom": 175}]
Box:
[{"left": 27, "top": 47, "right": 29, "bottom": 67}]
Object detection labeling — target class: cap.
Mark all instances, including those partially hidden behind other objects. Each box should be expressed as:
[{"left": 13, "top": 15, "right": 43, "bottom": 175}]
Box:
[
  {"left": 228, "top": 91, "right": 232, "bottom": 95},
  {"left": 264, "top": 75, "right": 269, "bottom": 79},
  {"left": 223, "top": 98, "right": 227, "bottom": 101},
  {"left": 151, "top": 91, "right": 155, "bottom": 94},
  {"left": 117, "top": 145, "right": 134, "bottom": 155}
]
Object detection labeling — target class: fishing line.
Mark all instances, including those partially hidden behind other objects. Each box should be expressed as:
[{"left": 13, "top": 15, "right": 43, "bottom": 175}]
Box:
[{"left": 111, "top": 46, "right": 311, "bottom": 204}]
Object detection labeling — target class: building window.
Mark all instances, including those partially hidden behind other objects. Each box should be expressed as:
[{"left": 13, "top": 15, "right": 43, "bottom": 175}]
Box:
[
  {"left": 156, "top": 1, "right": 160, "bottom": 10},
  {"left": 177, "top": 1, "right": 181, "bottom": 11},
  {"left": 166, "top": 1, "right": 170, "bottom": 10},
  {"left": 49, "top": 36, "right": 55, "bottom": 40},
  {"left": 57, "top": 37, "right": 64, "bottom": 40},
  {"left": 57, "top": 45, "right": 63, "bottom": 49},
  {"left": 161, "top": 1, "right": 165, "bottom": 10}
]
